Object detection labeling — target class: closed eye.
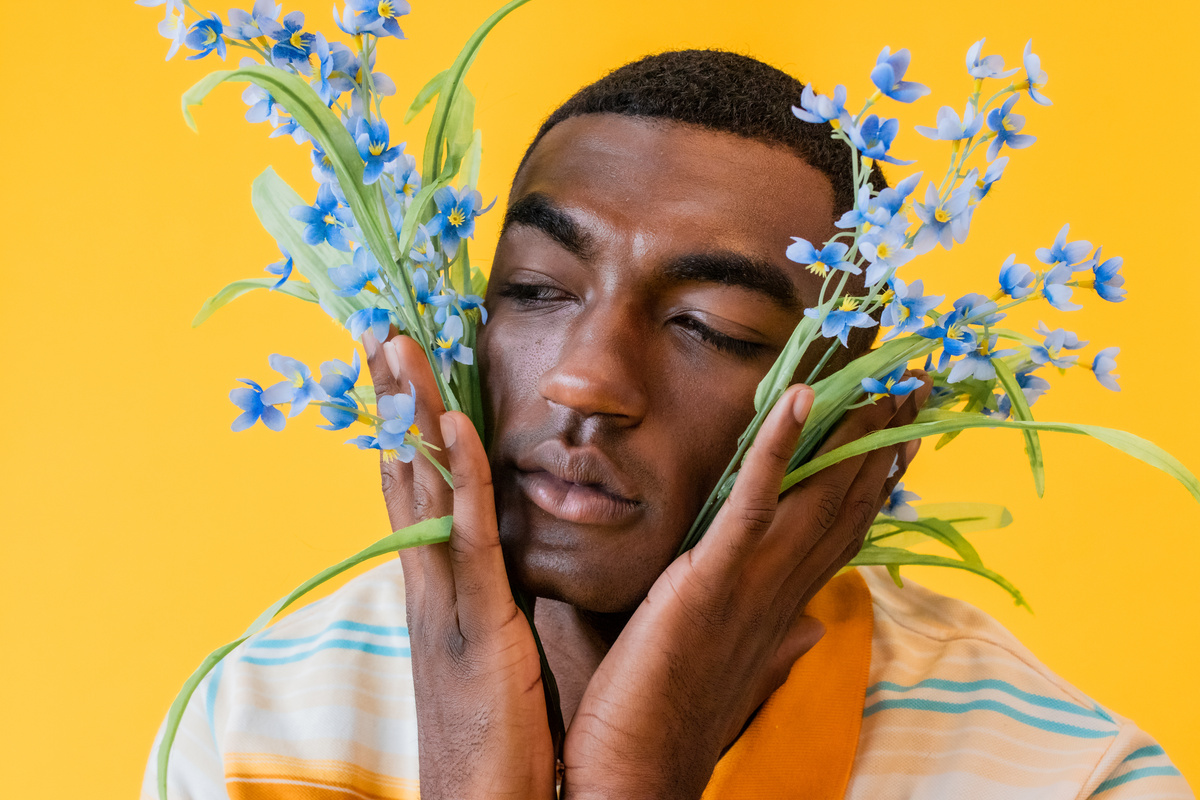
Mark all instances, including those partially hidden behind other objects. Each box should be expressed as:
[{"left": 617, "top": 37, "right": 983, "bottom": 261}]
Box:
[
  {"left": 673, "top": 316, "right": 765, "bottom": 360},
  {"left": 496, "top": 281, "right": 574, "bottom": 306}
]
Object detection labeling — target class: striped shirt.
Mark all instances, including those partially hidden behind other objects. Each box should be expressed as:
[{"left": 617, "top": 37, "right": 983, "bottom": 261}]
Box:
[{"left": 140, "top": 558, "right": 1193, "bottom": 799}]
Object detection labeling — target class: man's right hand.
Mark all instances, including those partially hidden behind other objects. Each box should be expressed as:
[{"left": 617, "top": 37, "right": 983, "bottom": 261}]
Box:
[{"left": 364, "top": 329, "right": 556, "bottom": 800}]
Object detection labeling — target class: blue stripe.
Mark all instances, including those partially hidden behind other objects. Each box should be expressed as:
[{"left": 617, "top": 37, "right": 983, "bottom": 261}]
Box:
[
  {"left": 863, "top": 698, "right": 1118, "bottom": 739},
  {"left": 205, "top": 658, "right": 226, "bottom": 748},
  {"left": 249, "top": 619, "right": 409, "bottom": 649},
  {"left": 867, "top": 678, "right": 1106, "bottom": 721},
  {"left": 1122, "top": 745, "right": 1166, "bottom": 763},
  {"left": 240, "top": 638, "right": 411, "bottom": 666},
  {"left": 1090, "top": 765, "right": 1182, "bottom": 796}
]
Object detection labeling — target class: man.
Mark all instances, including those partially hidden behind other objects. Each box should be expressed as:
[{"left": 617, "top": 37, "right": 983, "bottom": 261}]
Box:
[{"left": 143, "top": 51, "right": 1191, "bottom": 799}]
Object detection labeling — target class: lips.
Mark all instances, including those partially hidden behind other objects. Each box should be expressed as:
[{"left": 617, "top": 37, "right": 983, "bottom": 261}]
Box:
[{"left": 513, "top": 440, "right": 644, "bottom": 525}]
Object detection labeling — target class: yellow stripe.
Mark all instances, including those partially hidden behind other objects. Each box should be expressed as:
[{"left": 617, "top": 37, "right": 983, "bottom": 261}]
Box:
[{"left": 224, "top": 753, "right": 419, "bottom": 800}]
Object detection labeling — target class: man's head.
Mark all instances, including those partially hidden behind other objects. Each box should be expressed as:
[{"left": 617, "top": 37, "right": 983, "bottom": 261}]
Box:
[{"left": 477, "top": 50, "right": 880, "bottom": 614}]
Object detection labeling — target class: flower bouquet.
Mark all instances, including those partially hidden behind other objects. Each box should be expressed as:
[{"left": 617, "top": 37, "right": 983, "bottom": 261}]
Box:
[{"left": 139, "top": 1, "right": 1200, "bottom": 797}]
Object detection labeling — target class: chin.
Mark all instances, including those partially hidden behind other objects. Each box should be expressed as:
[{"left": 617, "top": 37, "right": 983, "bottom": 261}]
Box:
[{"left": 495, "top": 493, "right": 673, "bottom": 614}]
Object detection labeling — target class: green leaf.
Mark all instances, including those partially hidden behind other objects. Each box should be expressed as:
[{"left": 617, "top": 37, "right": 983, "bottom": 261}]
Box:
[
  {"left": 993, "top": 358, "right": 1045, "bottom": 496},
  {"left": 404, "top": 68, "right": 449, "bottom": 124},
  {"left": 781, "top": 409, "right": 1200, "bottom": 503},
  {"left": 420, "top": 0, "right": 533, "bottom": 182},
  {"left": 934, "top": 377, "right": 993, "bottom": 450},
  {"left": 434, "top": 84, "right": 477, "bottom": 183},
  {"left": 869, "top": 518, "right": 983, "bottom": 565},
  {"left": 192, "top": 278, "right": 319, "bottom": 327},
  {"left": 869, "top": 503, "right": 1011, "bottom": 549},
  {"left": 850, "top": 544, "right": 1029, "bottom": 608},
  {"left": 249, "top": 168, "right": 368, "bottom": 326},
  {"left": 463, "top": 129, "right": 484, "bottom": 189},
  {"left": 155, "top": 515, "right": 453, "bottom": 800}
]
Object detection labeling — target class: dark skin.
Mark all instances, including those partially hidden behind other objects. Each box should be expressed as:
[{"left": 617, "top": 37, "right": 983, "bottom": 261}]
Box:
[{"left": 363, "top": 113, "right": 931, "bottom": 799}]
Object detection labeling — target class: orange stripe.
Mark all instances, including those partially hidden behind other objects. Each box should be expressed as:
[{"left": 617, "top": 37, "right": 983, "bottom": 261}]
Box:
[
  {"left": 224, "top": 753, "right": 420, "bottom": 800},
  {"left": 702, "top": 569, "right": 874, "bottom": 800}
]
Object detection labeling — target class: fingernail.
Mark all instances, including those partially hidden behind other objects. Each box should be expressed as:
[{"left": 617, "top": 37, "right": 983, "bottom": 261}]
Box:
[
  {"left": 791, "top": 386, "right": 814, "bottom": 424},
  {"left": 905, "top": 439, "right": 921, "bottom": 460},
  {"left": 383, "top": 340, "right": 402, "bottom": 381},
  {"left": 439, "top": 414, "right": 457, "bottom": 449},
  {"left": 363, "top": 331, "right": 378, "bottom": 359}
]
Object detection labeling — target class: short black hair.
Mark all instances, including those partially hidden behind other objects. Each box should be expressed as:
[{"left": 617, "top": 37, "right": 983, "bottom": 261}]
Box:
[{"left": 516, "top": 48, "right": 884, "bottom": 361}]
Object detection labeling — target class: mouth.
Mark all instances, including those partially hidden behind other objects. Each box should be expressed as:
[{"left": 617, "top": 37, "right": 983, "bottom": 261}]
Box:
[{"left": 514, "top": 443, "right": 644, "bottom": 526}]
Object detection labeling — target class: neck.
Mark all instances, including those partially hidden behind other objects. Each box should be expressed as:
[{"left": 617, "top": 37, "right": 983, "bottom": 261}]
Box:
[{"left": 534, "top": 598, "right": 633, "bottom": 726}]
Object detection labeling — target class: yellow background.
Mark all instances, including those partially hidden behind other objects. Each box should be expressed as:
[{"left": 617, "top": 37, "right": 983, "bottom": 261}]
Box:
[{"left": 3, "top": 0, "right": 1198, "bottom": 794}]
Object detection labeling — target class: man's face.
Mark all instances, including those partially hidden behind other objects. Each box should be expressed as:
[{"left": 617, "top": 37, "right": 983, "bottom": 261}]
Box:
[{"left": 478, "top": 113, "right": 839, "bottom": 614}]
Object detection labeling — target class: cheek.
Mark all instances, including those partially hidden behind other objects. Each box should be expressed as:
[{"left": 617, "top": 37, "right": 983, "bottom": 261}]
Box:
[{"left": 478, "top": 308, "right": 563, "bottom": 438}]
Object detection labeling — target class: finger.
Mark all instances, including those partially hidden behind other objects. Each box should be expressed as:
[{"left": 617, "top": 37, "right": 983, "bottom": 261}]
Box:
[
  {"left": 693, "top": 384, "right": 814, "bottom": 574},
  {"left": 440, "top": 411, "right": 520, "bottom": 638},
  {"left": 364, "top": 329, "right": 455, "bottom": 616},
  {"left": 779, "top": 431, "right": 907, "bottom": 612}
]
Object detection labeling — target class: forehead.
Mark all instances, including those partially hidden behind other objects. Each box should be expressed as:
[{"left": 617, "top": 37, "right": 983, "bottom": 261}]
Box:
[{"left": 510, "top": 113, "right": 838, "bottom": 284}]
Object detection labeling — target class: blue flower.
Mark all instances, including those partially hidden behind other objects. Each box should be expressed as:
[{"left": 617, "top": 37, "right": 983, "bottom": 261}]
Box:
[
  {"left": 1041, "top": 264, "right": 1082, "bottom": 312},
  {"left": 836, "top": 185, "right": 892, "bottom": 230},
  {"left": 1091, "top": 248, "right": 1126, "bottom": 303},
  {"left": 346, "top": 0, "right": 411, "bottom": 39},
  {"left": 269, "top": 114, "right": 311, "bottom": 145},
  {"left": 242, "top": 81, "right": 280, "bottom": 126},
  {"left": 184, "top": 13, "right": 226, "bottom": 60},
  {"left": 881, "top": 278, "right": 943, "bottom": 340},
  {"left": 792, "top": 84, "right": 849, "bottom": 126},
  {"left": 328, "top": 246, "right": 381, "bottom": 296},
  {"left": 1031, "top": 322, "right": 1089, "bottom": 368},
  {"left": 310, "top": 144, "right": 337, "bottom": 183},
  {"left": 985, "top": 95, "right": 1036, "bottom": 162},
  {"left": 862, "top": 364, "right": 923, "bottom": 401},
  {"left": 966, "top": 38, "right": 1018, "bottom": 80},
  {"left": 376, "top": 388, "right": 418, "bottom": 463},
  {"left": 1036, "top": 223, "right": 1092, "bottom": 270},
  {"left": 953, "top": 292, "right": 1005, "bottom": 325},
  {"left": 995, "top": 369, "right": 1051, "bottom": 418},
  {"left": 265, "top": 244, "right": 292, "bottom": 289},
  {"left": 917, "top": 309, "right": 977, "bottom": 371},
  {"left": 291, "top": 183, "right": 355, "bottom": 251},
  {"left": 881, "top": 482, "right": 920, "bottom": 521},
  {"left": 915, "top": 104, "right": 982, "bottom": 141},
  {"left": 804, "top": 297, "right": 877, "bottom": 347},
  {"left": 393, "top": 153, "right": 422, "bottom": 204},
  {"left": 348, "top": 434, "right": 381, "bottom": 450},
  {"left": 785, "top": 238, "right": 857, "bottom": 277},
  {"left": 428, "top": 186, "right": 492, "bottom": 260},
  {"left": 1016, "top": 40, "right": 1051, "bottom": 106},
  {"left": 870, "top": 47, "right": 931, "bottom": 103},
  {"left": 409, "top": 223, "right": 438, "bottom": 265},
  {"left": 310, "top": 33, "right": 336, "bottom": 105},
  {"left": 413, "top": 268, "right": 454, "bottom": 315},
  {"left": 947, "top": 334, "right": 1017, "bottom": 384},
  {"left": 269, "top": 10, "right": 315, "bottom": 74},
  {"left": 355, "top": 118, "right": 401, "bottom": 185},
  {"left": 318, "top": 396, "right": 358, "bottom": 430},
  {"left": 1092, "top": 347, "right": 1120, "bottom": 392},
  {"left": 225, "top": 0, "right": 283, "bottom": 40},
  {"left": 969, "top": 157, "right": 1008, "bottom": 202},
  {"left": 846, "top": 115, "right": 915, "bottom": 165},
  {"left": 347, "top": 307, "right": 401, "bottom": 343},
  {"left": 154, "top": 4, "right": 188, "bottom": 61},
  {"left": 261, "top": 355, "right": 330, "bottom": 416},
  {"left": 456, "top": 292, "right": 488, "bottom": 324},
  {"left": 328, "top": 43, "right": 397, "bottom": 115},
  {"left": 998, "top": 254, "right": 1034, "bottom": 299},
  {"left": 319, "top": 352, "right": 361, "bottom": 398},
  {"left": 912, "top": 182, "right": 972, "bottom": 252},
  {"left": 433, "top": 315, "right": 474, "bottom": 378},
  {"left": 860, "top": 218, "right": 916, "bottom": 285},
  {"left": 229, "top": 379, "right": 286, "bottom": 432}
]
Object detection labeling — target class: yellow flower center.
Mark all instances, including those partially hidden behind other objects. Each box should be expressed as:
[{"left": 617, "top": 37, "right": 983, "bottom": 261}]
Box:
[
  {"left": 289, "top": 31, "right": 306, "bottom": 49},
  {"left": 403, "top": 182, "right": 415, "bottom": 196},
  {"left": 369, "top": 141, "right": 386, "bottom": 156},
  {"left": 876, "top": 242, "right": 891, "bottom": 259},
  {"left": 807, "top": 262, "right": 829, "bottom": 277},
  {"left": 378, "top": 0, "right": 395, "bottom": 18},
  {"left": 878, "top": 289, "right": 895, "bottom": 305},
  {"left": 838, "top": 297, "right": 860, "bottom": 312},
  {"left": 934, "top": 207, "right": 951, "bottom": 223},
  {"left": 436, "top": 336, "right": 454, "bottom": 349},
  {"left": 381, "top": 448, "right": 400, "bottom": 463},
  {"left": 1002, "top": 118, "right": 1016, "bottom": 131},
  {"left": 291, "top": 374, "right": 305, "bottom": 388},
  {"left": 448, "top": 208, "right": 466, "bottom": 227},
  {"left": 979, "top": 339, "right": 991, "bottom": 356},
  {"left": 323, "top": 212, "right": 338, "bottom": 226},
  {"left": 203, "top": 28, "right": 217, "bottom": 44}
]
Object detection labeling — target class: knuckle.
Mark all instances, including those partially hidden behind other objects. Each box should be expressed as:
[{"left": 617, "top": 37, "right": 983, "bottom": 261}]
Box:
[
  {"left": 739, "top": 496, "right": 777, "bottom": 536},
  {"left": 810, "top": 487, "right": 843, "bottom": 530}
]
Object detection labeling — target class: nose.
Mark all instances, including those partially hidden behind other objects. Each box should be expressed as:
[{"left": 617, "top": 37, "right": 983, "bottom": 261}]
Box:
[{"left": 537, "top": 302, "right": 650, "bottom": 425}]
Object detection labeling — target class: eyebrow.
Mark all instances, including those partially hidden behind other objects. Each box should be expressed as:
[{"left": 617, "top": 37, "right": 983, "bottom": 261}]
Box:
[
  {"left": 502, "top": 192, "right": 596, "bottom": 261},
  {"left": 502, "top": 191, "right": 799, "bottom": 309}
]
